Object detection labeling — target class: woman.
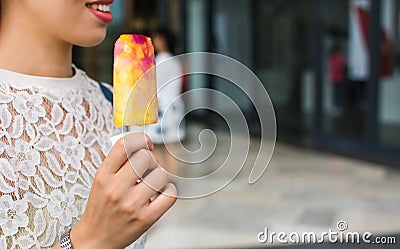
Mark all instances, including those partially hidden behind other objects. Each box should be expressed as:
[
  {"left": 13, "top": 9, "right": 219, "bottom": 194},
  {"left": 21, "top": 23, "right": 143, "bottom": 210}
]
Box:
[{"left": 0, "top": 1, "right": 176, "bottom": 248}]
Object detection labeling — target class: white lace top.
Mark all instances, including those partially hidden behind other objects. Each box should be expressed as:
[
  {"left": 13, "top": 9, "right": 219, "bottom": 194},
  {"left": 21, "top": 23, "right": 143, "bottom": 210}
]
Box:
[{"left": 0, "top": 67, "right": 146, "bottom": 249}]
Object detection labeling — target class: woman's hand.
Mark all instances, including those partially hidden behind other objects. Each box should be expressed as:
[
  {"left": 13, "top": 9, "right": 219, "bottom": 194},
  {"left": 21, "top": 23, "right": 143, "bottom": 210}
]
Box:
[{"left": 69, "top": 133, "right": 177, "bottom": 249}]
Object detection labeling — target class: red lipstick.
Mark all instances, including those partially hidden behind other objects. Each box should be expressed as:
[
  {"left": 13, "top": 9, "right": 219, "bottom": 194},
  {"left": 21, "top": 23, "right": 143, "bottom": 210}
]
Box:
[{"left": 86, "top": 1, "right": 114, "bottom": 24}]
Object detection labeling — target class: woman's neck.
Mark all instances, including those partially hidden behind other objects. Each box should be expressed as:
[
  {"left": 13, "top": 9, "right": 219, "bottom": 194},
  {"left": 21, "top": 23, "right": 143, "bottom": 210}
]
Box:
[{"left": 0, "top": 8, "right": 73, "bottom": 78}]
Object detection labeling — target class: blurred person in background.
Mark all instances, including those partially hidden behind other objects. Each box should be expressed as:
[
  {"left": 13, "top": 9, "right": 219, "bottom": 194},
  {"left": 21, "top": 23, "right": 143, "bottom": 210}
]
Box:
[
  {"left": 328, "top": 42, "right": 347, "bottom": 113},
  {"left": 146, "top": 27, "right": 186, "bottom": 175}
]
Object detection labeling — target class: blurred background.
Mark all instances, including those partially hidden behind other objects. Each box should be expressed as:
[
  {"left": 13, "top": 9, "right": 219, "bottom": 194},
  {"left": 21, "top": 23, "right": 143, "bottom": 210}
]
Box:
[{"left": 74, "top": 0, "right": 400, "bottom": 248}]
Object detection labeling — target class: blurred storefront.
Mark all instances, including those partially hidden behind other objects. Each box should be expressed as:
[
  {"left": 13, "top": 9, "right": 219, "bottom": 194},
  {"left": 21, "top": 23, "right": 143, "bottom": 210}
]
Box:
[{"left": 74, "top": 0, "right": 400, "bottom": 167}]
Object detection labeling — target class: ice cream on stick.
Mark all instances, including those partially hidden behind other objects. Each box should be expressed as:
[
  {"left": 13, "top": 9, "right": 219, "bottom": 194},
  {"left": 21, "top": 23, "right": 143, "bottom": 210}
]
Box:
[{"left": 113, "top": 34, "right": 158, "bottom": 127}]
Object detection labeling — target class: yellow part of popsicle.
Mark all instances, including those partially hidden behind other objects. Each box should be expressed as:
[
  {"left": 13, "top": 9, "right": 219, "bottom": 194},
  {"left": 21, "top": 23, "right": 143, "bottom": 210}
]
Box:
[{"left": 113, "top": 34, "right": 158, "bottom": 127}]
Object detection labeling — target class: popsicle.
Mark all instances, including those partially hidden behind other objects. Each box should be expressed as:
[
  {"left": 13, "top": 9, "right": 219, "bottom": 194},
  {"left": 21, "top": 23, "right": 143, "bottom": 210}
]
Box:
[{"left": 113, "top": 34, "right": 158, "bottom": 127}]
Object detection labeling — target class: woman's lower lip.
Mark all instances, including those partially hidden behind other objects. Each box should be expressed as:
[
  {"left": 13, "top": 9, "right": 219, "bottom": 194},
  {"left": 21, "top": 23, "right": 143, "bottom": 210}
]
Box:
[{"left": 88, "top": 8, "right": 113, "bottom": 23}]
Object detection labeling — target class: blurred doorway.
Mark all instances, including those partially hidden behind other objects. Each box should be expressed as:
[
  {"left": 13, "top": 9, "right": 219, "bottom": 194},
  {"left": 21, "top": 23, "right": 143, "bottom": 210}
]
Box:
[
  {"left": 377, "top": 0, "right": 400, "bottom": 151},
  {"left": 253, "top": 0, "right": 315, "bottom": 140}
]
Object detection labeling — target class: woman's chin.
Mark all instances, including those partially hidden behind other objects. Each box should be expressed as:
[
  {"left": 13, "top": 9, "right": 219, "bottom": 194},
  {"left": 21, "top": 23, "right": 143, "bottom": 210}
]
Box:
[{"left": 73, "top": 32, "right": 107, "bottom": 48}]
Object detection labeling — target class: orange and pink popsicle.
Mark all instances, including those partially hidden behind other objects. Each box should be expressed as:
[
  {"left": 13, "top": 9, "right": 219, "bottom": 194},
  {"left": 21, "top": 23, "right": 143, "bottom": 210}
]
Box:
[{"left": 113, "top": 34, "right": 158, "bottom": 127}]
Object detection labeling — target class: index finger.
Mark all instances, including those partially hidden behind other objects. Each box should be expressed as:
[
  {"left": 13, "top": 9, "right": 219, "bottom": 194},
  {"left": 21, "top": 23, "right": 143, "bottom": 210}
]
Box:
[{"left": 102, "top": 132, "right": 154, "bottom": 173}]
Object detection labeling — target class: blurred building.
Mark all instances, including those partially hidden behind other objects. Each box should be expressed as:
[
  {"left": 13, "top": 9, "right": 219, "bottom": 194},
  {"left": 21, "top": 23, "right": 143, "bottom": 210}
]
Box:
[{"left": 75, "top": 0, "right": 400, "bottom": 167}]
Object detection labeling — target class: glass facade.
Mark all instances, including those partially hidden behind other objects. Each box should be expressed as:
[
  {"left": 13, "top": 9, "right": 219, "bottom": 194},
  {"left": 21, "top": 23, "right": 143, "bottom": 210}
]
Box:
[
  {"left": 320, "top": 0, "right": 400, "bottom": 152},
  {"left": 378, "top": 0, "right": 400, "bottom": 150},
  {"left": 203, "top": 0, "right": 400, "bottom": 165},
  {"left": 73, "top": 0, "right": 400, "bottom": 166}
]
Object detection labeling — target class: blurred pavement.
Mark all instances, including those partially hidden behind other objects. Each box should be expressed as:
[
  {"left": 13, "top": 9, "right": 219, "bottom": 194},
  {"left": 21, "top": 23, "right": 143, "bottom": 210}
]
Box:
[{"left": 146, "top": 123, "right": 400, "bottom": 249}]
